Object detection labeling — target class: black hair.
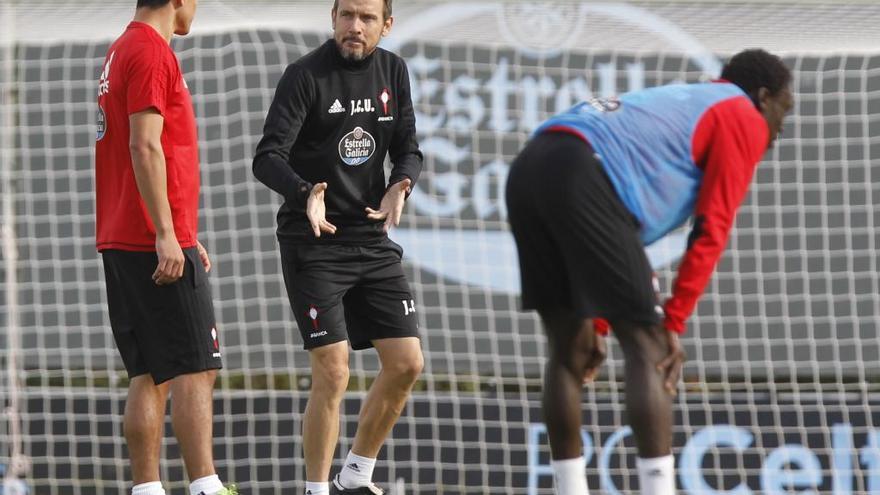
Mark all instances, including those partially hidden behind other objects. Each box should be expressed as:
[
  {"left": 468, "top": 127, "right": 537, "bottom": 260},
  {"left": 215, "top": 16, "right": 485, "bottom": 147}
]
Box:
[
  {"left": 137, "top": 0, "right": 171, "bottom": 8},
  {"left": 721, "top": 49, "right": 792, "bottom": 106},
  {"left": 333, "top": 0, "right": 392, "bottom": 20}
]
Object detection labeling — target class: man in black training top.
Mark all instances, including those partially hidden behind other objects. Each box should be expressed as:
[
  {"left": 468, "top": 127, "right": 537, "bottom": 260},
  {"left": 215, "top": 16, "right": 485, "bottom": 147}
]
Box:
[{"left": 252, "top": 1, "right": 422, "bottom": 494}]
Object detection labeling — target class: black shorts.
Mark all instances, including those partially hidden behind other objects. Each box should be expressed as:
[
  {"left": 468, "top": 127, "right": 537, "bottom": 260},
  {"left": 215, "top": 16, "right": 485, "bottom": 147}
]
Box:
[
  {"left": 102, "top": 248, "right": 222, "bottom": 384},
  {"left": 280, "top": 238, "right": 419, "bottom": 350},
  {"left": 505, "top": 131, "right": 661, "bottom": 326}
]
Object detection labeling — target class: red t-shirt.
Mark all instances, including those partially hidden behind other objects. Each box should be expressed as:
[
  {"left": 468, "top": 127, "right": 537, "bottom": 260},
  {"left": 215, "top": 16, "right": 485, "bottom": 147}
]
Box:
[{"left": 95, "top": 21, "right": 200, "bottom": 252}]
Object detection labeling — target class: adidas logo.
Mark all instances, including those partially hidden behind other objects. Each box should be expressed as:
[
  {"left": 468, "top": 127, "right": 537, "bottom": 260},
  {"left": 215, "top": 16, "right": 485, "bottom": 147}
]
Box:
[
  {"left": 347, "top": 462, "right": 361, "bottom": 472},
  {"left": 648, "top": 468, "right": 664, "bottom": 477},
  {"left": 328, "top": 99, "right": 345, "bottom": 114}
]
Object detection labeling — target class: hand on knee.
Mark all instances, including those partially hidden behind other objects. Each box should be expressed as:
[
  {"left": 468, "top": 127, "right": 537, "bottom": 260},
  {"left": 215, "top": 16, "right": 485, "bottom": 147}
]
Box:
[
  {"left": 581, "top": 334, "right": 607, "bottom": 383},
  {"left": 545, "top": 316, "right": 606, "bottom": 383},
  {"left": 553, "top": 345, "right": 601, "bottom": 382}
]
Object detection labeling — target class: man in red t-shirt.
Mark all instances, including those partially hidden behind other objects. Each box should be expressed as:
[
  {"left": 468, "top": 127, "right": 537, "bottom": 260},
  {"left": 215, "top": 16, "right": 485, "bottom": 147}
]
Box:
[{"left": 95, "top": 2, "right": 232, "bottom": 494}]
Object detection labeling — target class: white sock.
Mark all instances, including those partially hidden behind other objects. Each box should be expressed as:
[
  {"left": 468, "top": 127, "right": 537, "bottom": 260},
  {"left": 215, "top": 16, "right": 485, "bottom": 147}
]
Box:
[
  {"left": 132, "top": 481, "right": 166, "bottom": 495},
  {"left": 637, "top": 455, "right": 676, "bottom": 495},
  {"left": 189, "top": 474, "right": 224, "bottom": 495},
  {"left": 338, "top": 451, "right": 377, "bottom": 489},
  {"left": 551, "top": 456, "right": 589, "bottom": 495},
  {"left": 304, "top": 481, "right": 329, "bottom": 495}
]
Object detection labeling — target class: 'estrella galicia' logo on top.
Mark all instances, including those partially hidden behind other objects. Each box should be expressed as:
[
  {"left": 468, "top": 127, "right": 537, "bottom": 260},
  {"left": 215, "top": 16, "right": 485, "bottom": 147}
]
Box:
[{"left": 338, "top": 126, "right": 376, "bottom": 166}]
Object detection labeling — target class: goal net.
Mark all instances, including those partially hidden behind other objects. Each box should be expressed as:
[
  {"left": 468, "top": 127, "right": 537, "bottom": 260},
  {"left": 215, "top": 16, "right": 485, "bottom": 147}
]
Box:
[{"left": 1, "top": 0, "right": 879, "bottom": 493}]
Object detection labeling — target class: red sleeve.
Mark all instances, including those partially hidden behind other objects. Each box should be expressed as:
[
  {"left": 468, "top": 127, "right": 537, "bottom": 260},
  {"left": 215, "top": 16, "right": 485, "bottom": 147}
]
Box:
[
  {"left": 125, "top": 43, "right": 172, "bottom": 116},
  {"left": 663, "top": 96, "right": 769, "bottom": 333},
  {"left": 594, "top": 318, "right": 610, "bottom": 336}
]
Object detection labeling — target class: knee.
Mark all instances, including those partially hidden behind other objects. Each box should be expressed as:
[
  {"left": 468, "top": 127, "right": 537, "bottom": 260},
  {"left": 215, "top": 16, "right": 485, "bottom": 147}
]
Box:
[
  {"left": 549, "top": 346, "right": 592, "bottom": 376},
  {"left": 312, "top": 356, "right": 350, "bottom": 396},
  {"left": 170, "top": 369, "right": 218, "bottom": 396},
  {"left": 314, "top": 362, "right": 350, "bottom": 391},
  {"left": 385, "top": 350, "right": 424, "bottom": 385},
  {"left": 548, "top": 333, "right": 596, "bottom": 376},
  {"left": 615, "top": 323, "right": 665, "bottom": 369},
  {"left": 308, "top": 342, "right": 350, "bottom": 399}
]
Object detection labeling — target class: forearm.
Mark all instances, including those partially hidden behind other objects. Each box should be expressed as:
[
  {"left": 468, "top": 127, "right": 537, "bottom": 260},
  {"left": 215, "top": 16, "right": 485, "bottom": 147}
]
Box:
[
  {"left": 388, "top": 154, "right": 422, "bottom": 188},
  {"left": 130, "top": 144, "right": 175, "bottom": 236},
  {"left": 252, "top": 152, "right": 313, "bottom": 207},
  {"left": 664, "top": 206, "right": 737, "bottom": 332},
  {"left": 663, "top": 232, "right": 726, "bottom": 333},
  {"left": 253, "top": 64, "right": 314, "bottom": 206},
  {"left": 389, "top": 64, "right": 422, "bottom": 190}
]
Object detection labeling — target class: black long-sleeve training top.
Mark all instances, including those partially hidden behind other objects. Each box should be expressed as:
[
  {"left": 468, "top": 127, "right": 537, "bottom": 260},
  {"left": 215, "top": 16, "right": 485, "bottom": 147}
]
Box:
[{"left": 253, "top": 39, "right": 423, "bottom": 244}]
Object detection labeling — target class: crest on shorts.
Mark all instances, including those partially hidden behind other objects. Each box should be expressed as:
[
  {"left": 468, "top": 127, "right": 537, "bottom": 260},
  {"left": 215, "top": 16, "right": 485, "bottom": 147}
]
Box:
[
  {"left": 307, "top": 305, "right": 320, "bottom": 330},
  {"left": 306, "top": 305, "right": 328, "bottom": 338},
  {"left": 210, "top": 327, "right": 221, "bottom": 357}
]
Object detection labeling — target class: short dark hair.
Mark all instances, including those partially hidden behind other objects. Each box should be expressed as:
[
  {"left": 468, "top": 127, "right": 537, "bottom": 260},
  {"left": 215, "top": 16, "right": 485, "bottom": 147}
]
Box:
[
  {"left": 137, "top": 0, "right": 171, "bottom": 8},
  {"left": 721, "top": 49, "right": 792, "bottom": 105},
  {"left": 333, "top": 0, "right": 392, "bottom": 20}
]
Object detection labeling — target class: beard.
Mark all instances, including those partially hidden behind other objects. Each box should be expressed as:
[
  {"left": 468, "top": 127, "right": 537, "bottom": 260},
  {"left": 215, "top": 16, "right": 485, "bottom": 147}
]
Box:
[{"left": 336, "top": 38, "right": 371, "bottom": 61}]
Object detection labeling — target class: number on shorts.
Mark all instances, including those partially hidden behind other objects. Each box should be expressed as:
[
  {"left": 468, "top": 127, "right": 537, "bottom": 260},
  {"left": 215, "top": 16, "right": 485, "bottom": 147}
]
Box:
[{"left": 402, "top": 299, "right": 416, "bottom": 316}]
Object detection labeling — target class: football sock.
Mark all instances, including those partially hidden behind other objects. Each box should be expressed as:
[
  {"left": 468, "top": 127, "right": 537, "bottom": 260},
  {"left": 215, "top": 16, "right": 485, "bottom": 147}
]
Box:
[
  {"left": 132, "top": 482, "right": 166, "bottom": 495},
  {"left": 637, "top": 455, "right": 675, "bottom": 495},
  {"left": 339, "top": 450, "right": 377, "bottom": 489},
  {"left": 551, "top": 456, "right": 589, "bottom": 495},
  {"left": 189, "top": 474, "right": 224, "bottom": 495}
]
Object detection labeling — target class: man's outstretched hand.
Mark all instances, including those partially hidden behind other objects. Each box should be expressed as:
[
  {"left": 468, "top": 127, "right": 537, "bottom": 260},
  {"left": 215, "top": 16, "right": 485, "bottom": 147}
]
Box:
[
  {"left": 307, "top": 182, "right": 337, "bottom": 237},
  {"left": 366, "top": 178, "right": 412, "bottom": 233}
]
